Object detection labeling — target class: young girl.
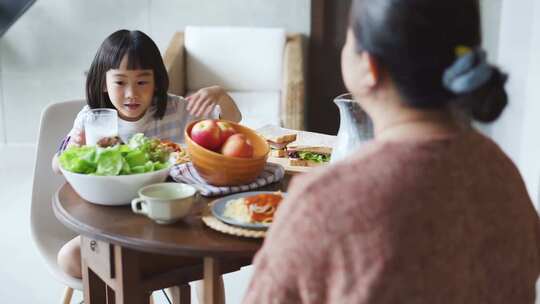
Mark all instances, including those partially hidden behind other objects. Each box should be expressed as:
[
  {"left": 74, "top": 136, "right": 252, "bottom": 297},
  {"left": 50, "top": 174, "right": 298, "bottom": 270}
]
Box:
[{"left": 54, "top": 29, "right": 240, "bottom": 303}]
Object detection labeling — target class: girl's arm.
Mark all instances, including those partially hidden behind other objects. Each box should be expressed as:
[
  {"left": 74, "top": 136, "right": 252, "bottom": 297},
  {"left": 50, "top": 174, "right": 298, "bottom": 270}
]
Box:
[
  {"left": 186, "top": 86, "right": 242, "bottom": 122},
  {"left": 52, "top": 155, "right": 61, "bottom": 175}
]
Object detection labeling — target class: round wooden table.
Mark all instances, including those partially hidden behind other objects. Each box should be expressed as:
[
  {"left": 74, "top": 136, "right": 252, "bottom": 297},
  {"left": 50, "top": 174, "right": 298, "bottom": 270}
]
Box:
[{"left": 53, "top": 175, "right": 290, "bottom": 304}]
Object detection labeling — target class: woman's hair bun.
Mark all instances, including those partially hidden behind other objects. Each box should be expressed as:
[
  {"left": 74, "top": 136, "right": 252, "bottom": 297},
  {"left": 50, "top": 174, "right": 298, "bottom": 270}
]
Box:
[
  {"left": 463, "top": 68, "right": 508, "bottom": 123},
  {"left": 443, "top": 48, "right": 508, "bottom": 123}
]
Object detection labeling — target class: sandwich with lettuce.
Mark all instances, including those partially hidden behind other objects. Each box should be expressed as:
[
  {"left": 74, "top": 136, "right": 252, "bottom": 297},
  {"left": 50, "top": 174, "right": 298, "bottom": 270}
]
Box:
[{"left": 287, "top": 146, "right": 332, "bottom": 167}]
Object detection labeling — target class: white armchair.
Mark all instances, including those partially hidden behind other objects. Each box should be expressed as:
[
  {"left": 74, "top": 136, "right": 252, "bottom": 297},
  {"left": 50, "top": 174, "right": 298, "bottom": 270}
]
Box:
[{"left": 164, "top": 26, "right": 306, "bottom": 130}]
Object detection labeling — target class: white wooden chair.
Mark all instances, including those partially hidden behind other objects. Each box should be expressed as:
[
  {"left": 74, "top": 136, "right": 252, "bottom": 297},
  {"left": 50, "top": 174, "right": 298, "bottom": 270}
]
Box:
[{"left": 164, "top": 26, "right": 306, "bottom": 130}]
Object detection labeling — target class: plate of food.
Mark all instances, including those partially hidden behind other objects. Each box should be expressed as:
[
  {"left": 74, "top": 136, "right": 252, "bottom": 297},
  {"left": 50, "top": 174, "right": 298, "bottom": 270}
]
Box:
[
  {"left": 161, "top": 140, "right": 191, "bottom": 165},
  {"left": 211, "top": 191, "right": 285, "bottom": 230}
]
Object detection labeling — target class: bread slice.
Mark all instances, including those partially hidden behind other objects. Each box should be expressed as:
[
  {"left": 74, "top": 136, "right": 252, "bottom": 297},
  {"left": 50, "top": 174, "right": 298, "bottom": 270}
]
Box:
[
  {"left": 257, "top": 125, "right": 298, "bottom": 144},
  {"left": 286, "top": 145, "right": 332, "bottom": 155},
  {"left": 268, "top": 141, "right": 289, "bottom": 150},
  {"left": 289, "top": 158, "right": 324, "bottom": 167},
  {"left": 269, "top": 133, "right": 297, "bottom": 144},
  {"left": 270, "top": 149, "right": 287, "bottom": 158}
]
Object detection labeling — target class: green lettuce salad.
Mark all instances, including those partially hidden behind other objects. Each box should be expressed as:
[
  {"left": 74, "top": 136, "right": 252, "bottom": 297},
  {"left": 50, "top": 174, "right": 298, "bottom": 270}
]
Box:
[{"left": 59, "top": 133, "right": 171, "bottom": 176}]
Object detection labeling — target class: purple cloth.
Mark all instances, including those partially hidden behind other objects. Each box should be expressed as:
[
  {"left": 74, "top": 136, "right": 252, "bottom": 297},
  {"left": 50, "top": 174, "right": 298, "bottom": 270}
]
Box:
[{"left": 170, "top": 162, "right": 285, "bottom": 197}]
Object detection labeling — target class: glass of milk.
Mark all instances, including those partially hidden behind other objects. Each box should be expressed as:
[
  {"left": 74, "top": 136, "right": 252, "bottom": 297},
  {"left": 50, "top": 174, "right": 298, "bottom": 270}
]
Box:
[{"left": 84, "top": 108, "right": 118, "bottom": 146}]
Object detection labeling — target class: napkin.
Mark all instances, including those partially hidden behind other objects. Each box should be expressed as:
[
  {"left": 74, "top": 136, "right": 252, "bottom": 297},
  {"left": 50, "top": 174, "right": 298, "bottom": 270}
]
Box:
[{"left": 170, "top": 162, "right": 285, "bottom": 197}]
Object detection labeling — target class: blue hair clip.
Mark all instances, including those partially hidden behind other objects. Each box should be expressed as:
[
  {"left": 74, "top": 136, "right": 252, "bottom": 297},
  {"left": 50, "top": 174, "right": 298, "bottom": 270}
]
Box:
[{"left": 442, "top": 47, "right": 494, "bottom": 94}]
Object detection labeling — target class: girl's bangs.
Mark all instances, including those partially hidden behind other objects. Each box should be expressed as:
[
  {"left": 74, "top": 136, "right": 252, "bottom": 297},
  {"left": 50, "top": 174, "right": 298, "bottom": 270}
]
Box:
[
  {"left": 109, "top": 44, "right": 153, "bottom": 70},
  {"left": 125, "top": 46, "right": 153, "bottom": 70}
]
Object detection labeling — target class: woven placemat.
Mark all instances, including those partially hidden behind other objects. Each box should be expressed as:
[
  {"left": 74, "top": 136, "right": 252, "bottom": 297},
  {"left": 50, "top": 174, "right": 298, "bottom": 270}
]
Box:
[{"left": 201, "top": 204, "right": 267, "bottom": 238}]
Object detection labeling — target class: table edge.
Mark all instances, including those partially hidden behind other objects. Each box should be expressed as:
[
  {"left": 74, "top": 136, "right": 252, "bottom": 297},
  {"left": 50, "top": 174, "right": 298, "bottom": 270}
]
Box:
[{"left": 52, "top": 184, "right": 261, "bottom": 258}]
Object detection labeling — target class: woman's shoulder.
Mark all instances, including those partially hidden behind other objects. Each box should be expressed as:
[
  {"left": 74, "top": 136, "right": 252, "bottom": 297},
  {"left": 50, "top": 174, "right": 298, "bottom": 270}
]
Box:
[
  {"left": 283, "top": 138, "right": 444, "bottom": 216},
  {"left": 269, "top": 142, "right": 390, "bottom": 249},
  {"left": 291, "top": 140, "right": 388, "bottom": 191},
  {"left": 290, "top": 130, "right": 513, "bottom": 203},
  {"left": 279, "top": 141, "right": 388, "bottom": 218}
]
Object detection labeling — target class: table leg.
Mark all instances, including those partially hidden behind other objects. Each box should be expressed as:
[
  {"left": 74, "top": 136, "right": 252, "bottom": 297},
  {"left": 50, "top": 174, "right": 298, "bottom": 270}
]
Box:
[
  {"left": 112, "top": 245, "right": 151, "bottom": 304},
  {"left": 81, "top": 236, "right": 235, "bottom": 304},
  {"left": 82, "top": 258, "right": 107, "bottom": 304},
  {"left": 81, "top": 236, "right": 150, "bottom": 304},
  {"left": 203, "top": 257, "right": 223, "bottom": 304},
  {"left": 167, "top": 285, "right": 191, "bottom": 304},
  {"left": 106, "top": 285, "right": 115, "bottom": 303}
]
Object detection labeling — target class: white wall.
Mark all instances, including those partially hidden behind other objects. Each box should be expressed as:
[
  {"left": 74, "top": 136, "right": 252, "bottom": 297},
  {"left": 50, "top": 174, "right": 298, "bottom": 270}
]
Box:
[
  {"left": 513, "top": 0, "right": 540, "bottom": 209},
  {"left": 486, "top": 0, "right": 540, "bottom": 208},
  {"left": 488, "top": 0, "right": 535, "bottom": 162},
  {"left": 480, "top": 0, "right": 502, "bottom": 62},
  {"left": 0, "top": 0, "right": 311, "bottom": 145}
]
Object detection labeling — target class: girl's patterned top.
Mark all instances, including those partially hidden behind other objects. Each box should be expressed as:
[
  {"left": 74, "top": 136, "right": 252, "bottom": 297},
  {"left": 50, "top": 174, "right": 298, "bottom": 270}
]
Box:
[{"left": 58, "top": 94, "right": 220, "bottom": 152}]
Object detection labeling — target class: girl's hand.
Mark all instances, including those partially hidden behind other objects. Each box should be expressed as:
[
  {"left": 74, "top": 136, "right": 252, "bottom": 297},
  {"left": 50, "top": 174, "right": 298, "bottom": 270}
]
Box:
[
  {"left": 68, "top": 129, "right": 86, "bottom": 147},
  {"left": 185, "top": 86, "right": 226, "bottom": 117}
]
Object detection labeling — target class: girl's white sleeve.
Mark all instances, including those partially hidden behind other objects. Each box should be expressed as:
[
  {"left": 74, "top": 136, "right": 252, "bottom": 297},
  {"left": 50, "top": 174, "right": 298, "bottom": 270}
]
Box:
[
  {"left": 176, "top": 95, "right": 221, "bottom": 120},
  {"left": 67, "top": 106, "right": 89, "bottom": 136},
  {"left": 57, "top": 106, "right": 88, "bottom": 153}
]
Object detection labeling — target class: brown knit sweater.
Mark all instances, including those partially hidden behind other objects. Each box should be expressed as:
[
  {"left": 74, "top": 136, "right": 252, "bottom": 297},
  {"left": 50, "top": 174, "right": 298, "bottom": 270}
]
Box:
[{"left": 243, "top": 130, "right": 540, "bottom": 304}]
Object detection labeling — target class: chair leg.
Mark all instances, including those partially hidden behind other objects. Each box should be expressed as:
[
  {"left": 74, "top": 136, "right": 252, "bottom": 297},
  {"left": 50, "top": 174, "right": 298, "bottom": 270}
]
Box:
[{"left": 61, "top": 286, "right": 74, "bottom": 304}]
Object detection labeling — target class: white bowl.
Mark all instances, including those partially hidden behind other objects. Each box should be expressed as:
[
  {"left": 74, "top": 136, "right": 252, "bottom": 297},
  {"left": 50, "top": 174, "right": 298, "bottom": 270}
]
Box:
[{"left": 60, "top": 166, "right": 171, "bottom": 206}]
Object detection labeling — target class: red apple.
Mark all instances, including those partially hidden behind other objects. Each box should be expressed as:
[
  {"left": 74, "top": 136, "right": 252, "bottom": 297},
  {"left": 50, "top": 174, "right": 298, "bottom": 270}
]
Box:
[
  {"left": 221, "top": 134, "right": 254, "bottom": 158},
  {"left": 190, "top": 120, "right": 222, "bottom": 151},
  {"left": 216, "top": 121, "right": 237, "bottom": 145}
]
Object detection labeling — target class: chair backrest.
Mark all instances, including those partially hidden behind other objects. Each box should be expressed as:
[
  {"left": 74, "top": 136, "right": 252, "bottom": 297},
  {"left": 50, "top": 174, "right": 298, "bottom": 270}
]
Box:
[
  {"left": 30, "top": 100, "right": 84, "bottom": 285},
  {"left": 185, "top": 26, "right": 286, "bottom": 92}
]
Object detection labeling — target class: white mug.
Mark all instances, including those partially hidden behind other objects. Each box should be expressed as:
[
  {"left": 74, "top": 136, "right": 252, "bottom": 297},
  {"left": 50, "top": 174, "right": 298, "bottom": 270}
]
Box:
[{"left": 131, "top": 183, "right": 199, "bottom": 224}]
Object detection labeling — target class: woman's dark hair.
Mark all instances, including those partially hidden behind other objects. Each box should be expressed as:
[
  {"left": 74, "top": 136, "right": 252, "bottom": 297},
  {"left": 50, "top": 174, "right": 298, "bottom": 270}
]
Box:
[
  {"left": 351, "top": 0, "right": 507, "bottom": 122},
  {"left": 86, "top": 30, "right": 169, "bottom": 119}
]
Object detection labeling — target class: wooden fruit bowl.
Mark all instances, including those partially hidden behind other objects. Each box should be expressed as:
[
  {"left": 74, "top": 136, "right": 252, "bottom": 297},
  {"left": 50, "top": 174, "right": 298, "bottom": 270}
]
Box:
[{"left": 184, "top": 120, "right": 269, "bottom": 186}]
